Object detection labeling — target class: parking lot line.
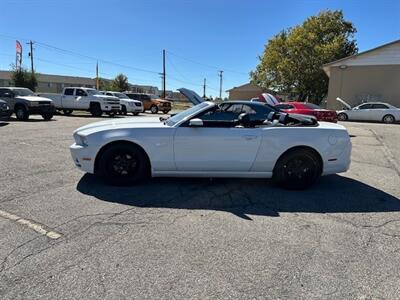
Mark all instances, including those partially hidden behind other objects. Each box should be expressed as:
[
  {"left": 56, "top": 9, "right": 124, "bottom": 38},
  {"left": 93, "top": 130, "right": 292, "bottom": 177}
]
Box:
[{"left": 0, "top": 209, "right": 62, "bottom": 239}]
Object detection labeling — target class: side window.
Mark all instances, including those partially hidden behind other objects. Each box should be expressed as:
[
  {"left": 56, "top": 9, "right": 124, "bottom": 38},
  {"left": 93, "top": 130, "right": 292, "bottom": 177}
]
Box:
[
  {"left": 359, "top": 104, "right": 372, "bottom": 109},
  {"left": 242, "top": 105, "right": 257, "bottom": 114},
  {"left": 225, "top": 104, "right": 243, "bottom": 113},
  {"left": 0, "top": 88, "right": 8, "bottom": 97},
  {"left": 64, "top": 88, "right": 74, "bottom": 96},
  {"left": 142, "top": 95, "right": 151, "bottom": 101},
  {"left": 76, "top": 89, "right": 87, "bottom": 97},
  {"left": 106, "top": 93, "right": 113, "bottom": 96},
  {"left": 372, "top": 104, "right": 388, "bottom": 109}
]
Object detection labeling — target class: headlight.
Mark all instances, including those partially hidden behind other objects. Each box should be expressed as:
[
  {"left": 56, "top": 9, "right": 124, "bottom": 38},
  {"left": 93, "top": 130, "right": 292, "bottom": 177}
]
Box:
[{"left": 74, "top": 133, "right": 88, "bottom": 146}]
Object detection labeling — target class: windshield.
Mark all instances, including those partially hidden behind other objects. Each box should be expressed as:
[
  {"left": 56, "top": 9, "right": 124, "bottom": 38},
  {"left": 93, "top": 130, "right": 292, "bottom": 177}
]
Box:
[
  {"left": 13, "top": 88, "right": 34, "bottom": 96},
  {"left": 114, "top": 92, "right": 129, "bottom": 99},
  {"left": 165, "top": 102, "right": 210, "bottom": 126},
  {"left": 86, "top": 89, "right": 102, "bottom": 96}
]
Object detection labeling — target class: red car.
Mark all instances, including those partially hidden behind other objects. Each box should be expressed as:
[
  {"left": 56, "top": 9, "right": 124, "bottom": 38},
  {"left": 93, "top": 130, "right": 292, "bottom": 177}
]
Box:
[{"left": 275, "top": 102, "right": 338, "bottom": 123}]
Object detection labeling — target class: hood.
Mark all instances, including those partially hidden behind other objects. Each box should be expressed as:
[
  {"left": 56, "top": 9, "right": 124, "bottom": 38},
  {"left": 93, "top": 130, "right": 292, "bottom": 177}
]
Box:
[
  {"left": 335, "top": 97, "right": 352, "bottom": 110},
  {"left": 93, "top": 94, "right": 119, "bottom": 100},
  {"left": 155, "top": 99, "right": 171, "bottom": 103},
  {"left": 178, "top": 88, "right": 204, "bottom": 105},
  {"left": 259, "top": 93, "right": 279, "bottom": 105},
  {"left": 16, "top": 95, "right": 53, "bottom": 102},
  {"left": 74, "top": 117, "right": 165, "bottom": 135}
]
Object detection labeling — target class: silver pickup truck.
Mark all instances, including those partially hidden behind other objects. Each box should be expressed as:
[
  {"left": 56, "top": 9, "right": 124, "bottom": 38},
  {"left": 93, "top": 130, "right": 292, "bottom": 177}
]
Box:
[
  {"left": 38, "top": 87, "right": 121, "bottom": 117},
  {"left": 0, "top": 87, "right": 55, "bottom": 121}
]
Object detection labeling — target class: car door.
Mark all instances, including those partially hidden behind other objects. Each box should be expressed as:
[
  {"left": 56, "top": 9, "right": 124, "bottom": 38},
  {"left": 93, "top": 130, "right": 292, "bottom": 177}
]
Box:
[
  {"left": 62, "top": 88, "right": 76, "bottom": 109},
  {"left": 351, "top": 104, "right": 372, "bottom": 121},
  {"left": 173, "top": 109, "right": 262, "bottom": 172},
  {"left": 74, "top": 88, "right": 88, "bottom": 109},
  {"left": 140, "top": 94, "right": 152, "bottom": 110},
  {"left": 370, "top": 103, "right": 389, "bottom": 121}
]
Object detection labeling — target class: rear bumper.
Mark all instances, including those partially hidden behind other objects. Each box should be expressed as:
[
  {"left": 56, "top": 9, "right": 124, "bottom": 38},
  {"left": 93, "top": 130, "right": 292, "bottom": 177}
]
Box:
[{"left": 322, "top": 140, "right": 352, "bottom": 176}]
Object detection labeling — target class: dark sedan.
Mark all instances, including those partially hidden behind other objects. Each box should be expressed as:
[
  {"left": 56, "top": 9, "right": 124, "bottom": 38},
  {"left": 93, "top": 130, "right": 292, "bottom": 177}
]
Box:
[{"left": 0, "top": 99, "right": 11, "bottom": 118}]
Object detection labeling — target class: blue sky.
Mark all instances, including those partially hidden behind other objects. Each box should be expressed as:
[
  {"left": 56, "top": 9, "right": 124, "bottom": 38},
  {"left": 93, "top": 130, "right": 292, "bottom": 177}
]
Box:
[{"left": 0, "top": 0, "right": 399, "bottom": 97}]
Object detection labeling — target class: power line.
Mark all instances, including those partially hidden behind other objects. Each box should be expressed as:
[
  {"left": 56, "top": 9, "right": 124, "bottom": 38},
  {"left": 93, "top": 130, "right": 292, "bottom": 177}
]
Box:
[{"left": 167, "top": 50, "right": 248, "bottom": 75}]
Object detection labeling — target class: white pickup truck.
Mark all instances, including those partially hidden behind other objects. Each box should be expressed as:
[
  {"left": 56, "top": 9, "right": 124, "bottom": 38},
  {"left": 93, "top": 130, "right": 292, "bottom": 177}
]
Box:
[{"left": 38, "top": 87, "right": 121, "bottom": 117}]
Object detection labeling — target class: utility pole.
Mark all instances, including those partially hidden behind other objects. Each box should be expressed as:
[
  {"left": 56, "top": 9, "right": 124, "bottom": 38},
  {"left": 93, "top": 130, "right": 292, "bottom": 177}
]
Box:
[
  {"left": 162, "top": 49, "right": 166, "bottom": 99},
  {"left": 203, "top": 78, "right": 206, "bottom": 99},
  {"left": 96, "top": 61, "right": 99, "bottom": 90},
  {"left": 28, "top": 40, "right": 34, "bottom": 75},
  {"left": 218, "top": 70, "right": 223, "bottom": 100}
]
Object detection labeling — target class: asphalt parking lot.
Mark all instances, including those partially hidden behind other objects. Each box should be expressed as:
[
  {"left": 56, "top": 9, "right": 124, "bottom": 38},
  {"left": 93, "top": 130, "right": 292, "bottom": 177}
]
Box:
[{"left": 1, "top": 113, "right": 400, "bottom": 299}]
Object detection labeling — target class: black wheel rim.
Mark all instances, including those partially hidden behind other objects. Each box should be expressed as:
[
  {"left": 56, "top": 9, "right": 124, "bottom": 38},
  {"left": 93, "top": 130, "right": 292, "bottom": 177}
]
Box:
[
  {"left": 283, "top": 156, "right": 317, "bottom": 183},
  {"left": 106, "top": 150, "right": 138, "bottom": 178},
  {"left": 16, "top": 109, "right": 24, "bottom": 119}
]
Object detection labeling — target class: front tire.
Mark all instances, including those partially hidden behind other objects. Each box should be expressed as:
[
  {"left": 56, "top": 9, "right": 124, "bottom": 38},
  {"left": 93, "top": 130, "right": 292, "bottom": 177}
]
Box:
[
  {"left": 382, "top": 114, "right": 395, "bottom": 124},
  {"left": 337, "top": 112, "right": 348, "bottom": 121},
  {"left": 273, "top": 148, "right": 321, "bottom": 190},
  {"left": 150, "top": 105, "right": 158, "bottom": 114},
  {"left": 15, "top": 106, "right": 29, "bottom": 121},
  {"left": 90, "top": 103, "right": 102, "bottom": 117},
  {"left": 121, "top": 105, "right": 127, "bottom": 115},
  {"left": 97, "top": 143, "right": 149, "bottom": 185},
  {"left": 42, "top": 113, "right": 53, "bottom": 121}
]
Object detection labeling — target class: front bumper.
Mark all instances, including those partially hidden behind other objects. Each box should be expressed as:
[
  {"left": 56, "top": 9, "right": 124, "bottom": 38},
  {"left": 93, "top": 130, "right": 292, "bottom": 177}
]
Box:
[
  {"left": 70, "top": 143, "right": 95, "bottom": 173},
  {"left": 28, "top": 105, "right": 56, "bottom": 115},
  {"left": 127, "top": 105, "right": 143, "bottom": 113}
]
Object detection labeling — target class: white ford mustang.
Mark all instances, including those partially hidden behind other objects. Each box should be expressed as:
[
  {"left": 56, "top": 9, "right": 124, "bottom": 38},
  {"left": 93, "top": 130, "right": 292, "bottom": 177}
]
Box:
[{"left": 70, "top": 89, "right": 351, "bottom": 189}]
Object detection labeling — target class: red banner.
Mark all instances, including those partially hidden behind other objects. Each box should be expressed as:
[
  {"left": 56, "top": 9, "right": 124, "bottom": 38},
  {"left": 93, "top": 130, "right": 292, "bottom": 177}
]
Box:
[{"left": 16, "top": 40, "right": 22, "bottom": 54}]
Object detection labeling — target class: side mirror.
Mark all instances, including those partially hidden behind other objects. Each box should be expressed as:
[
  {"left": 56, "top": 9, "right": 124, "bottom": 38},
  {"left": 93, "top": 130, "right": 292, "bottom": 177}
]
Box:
[{"left": 189, "top": 118, "right": 203, "bottom": 127}]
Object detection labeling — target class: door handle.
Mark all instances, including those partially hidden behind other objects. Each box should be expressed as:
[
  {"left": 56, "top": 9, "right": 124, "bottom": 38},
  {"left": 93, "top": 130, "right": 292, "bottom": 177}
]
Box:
[{"left": 242, "top": 135, "right": 258, "bottom": 140}]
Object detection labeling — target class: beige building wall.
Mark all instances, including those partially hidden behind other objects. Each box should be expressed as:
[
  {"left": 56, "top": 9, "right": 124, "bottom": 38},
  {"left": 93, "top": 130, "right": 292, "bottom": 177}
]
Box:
[
  {"left": 228, "top": 89, "right": 263, "bottom": 100},
  {"left": 326, "top": 65, "right": 400, "bottom": 109}
]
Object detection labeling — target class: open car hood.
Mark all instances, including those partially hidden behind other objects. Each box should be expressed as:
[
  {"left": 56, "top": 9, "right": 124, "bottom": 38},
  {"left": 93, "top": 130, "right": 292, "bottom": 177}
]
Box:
[
  {"left": 259, "top": 93, "right": 279, "bottom": 105},
  {"left": 178, "top": 88, "right": 205, "bottom": 105},
  {"left": 335, "top": 97, "right": 352, "bottom": 110}
]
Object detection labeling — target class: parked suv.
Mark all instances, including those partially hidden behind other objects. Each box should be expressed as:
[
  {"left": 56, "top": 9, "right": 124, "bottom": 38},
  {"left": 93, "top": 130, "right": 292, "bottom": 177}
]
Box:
[
  {"left": 100, "top": 91, "right": 143, "bottom": 115},
  {"left": 0, "top": 87, "right": 55, "bottom": 121},
  {"left": 124, "top": 92, "right": 171, "bottom": 114}
]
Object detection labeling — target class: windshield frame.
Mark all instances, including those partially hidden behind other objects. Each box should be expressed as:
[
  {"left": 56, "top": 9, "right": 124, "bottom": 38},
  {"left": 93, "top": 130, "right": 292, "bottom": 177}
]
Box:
[
  {"left": 12, "top": 88, "right": 34, "bottom": 96},
  {"left": 85, "top": 89, "right": 103, "bottom": 96},
  {"left": 165, "top": 102, "right": 213, "bottom": 127}
]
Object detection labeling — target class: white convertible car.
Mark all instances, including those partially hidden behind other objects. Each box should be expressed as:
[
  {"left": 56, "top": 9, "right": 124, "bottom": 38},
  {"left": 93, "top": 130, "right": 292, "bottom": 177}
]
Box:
[
  {"left": 70, "top": 89, "right": 351, "bottom": 189},
  {"left": 336, "top": 97, "right": 400, "bottom": 123}
]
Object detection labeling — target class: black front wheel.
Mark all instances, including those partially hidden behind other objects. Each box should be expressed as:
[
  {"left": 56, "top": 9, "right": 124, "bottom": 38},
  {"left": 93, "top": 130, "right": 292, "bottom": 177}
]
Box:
[
  {"left": 337, "top": 113, "right": 348, "bottom": 121},
  {"left": 273, "top": 149, "right": 321, "bottom": 190},
  {"left": 97, "top": 143, "right": 149, "bottom": 185},
  {"left": 90, "top": 104, "right": 102, "bottom": 117},
  {"left": 15, "top": 106, "right": 29, "bottom": 121},
  {"left": 150, "top": 105, "right": 158, "bottom": 114},
  {"left": 42, "top": 113, "right": 54, "bottom": 121}
]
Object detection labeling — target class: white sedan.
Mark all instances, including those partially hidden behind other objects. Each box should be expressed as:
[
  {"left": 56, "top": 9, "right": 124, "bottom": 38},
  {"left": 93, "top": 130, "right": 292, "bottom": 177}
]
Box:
[
  {"left": 336, "top": 98, "right": 400, "bottom": 123},
  {"left": 70, "top": 89, "right": 351, "bottom": 189}
]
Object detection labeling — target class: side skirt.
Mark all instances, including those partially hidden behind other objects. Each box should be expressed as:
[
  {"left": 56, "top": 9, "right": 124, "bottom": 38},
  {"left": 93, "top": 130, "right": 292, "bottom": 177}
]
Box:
[{"left": 152, "top": 171, "right": 273, "bottom": 178}]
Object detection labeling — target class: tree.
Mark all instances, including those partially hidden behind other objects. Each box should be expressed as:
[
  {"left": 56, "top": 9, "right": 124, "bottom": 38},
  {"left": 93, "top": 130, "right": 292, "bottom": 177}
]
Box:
[
  {"left": 111, "top": 74, "right": 129, "bottom": 92},
  {"left": 250, "top": 10, "right": 357, "bottom": 103},
  {"left": 11, "top": 66, "right": 38, "bottom": 91}
]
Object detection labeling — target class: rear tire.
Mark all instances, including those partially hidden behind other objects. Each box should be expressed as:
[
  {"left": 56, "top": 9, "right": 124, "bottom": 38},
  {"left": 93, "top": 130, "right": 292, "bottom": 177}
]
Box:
[
  {"left": 382, "top": 114, "right": 395, "bottom": 124},
  {"left": 15, "top": 105, "right": 29, "bottom": 121},
  {"left": 42, "top": 113, "right": 53, "bottom": 121},
  {"left": 150, "top": 105, "right": 158, "bottom": 114},
  {"left": 337, "top": 112, "right": 348, "bottom": 121},
  {"left": 90, "top": 103, "right": 102, "bottom": 117},
  {"left": 273, "top": 148, "right": 321, "bottom": 190},
  {"left": 97, "top": 143, "right": 149, "bottom": 185}
]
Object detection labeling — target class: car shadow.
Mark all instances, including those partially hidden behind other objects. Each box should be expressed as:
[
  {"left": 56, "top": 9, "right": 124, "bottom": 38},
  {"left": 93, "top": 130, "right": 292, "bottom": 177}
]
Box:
[
  {"left": 76, "top": 174, "right": 400, "bottom": 220},
  {"left": 5, "top": 117, "right": 57, "bottom": 122},
  {"left": 0, "top": 122, "right": 9, "bottom": 127}
]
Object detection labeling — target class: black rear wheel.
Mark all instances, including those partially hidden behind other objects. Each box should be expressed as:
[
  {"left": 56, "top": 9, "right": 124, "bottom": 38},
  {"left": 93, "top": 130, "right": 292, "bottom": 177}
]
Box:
[
  {"left": 63, "top": 109, "right": 73, "bottom": 115},
  {"left": 97, "top": 143, "right": 149, "bottom": 185},
  {"left": 273, "top": 149, "right": 321, "bottom": 190},
  {"left": 150, "top": 105, "right": 158, "bottom": 114}
]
